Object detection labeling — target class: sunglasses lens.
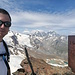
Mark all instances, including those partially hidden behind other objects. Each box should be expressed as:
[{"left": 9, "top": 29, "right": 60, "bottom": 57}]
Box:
[
  {"left": 5, "top": 22, "right": 11, "bottom": 27},
  {"left": 0, "top": 20, "right": 2, "bottom": 26},
  {"left": 0, "top": 20, "right": 11, "bottom": 27}
]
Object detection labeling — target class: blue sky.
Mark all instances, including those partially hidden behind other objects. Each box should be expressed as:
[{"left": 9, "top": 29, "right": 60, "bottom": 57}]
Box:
[{"left": 0, "top": 0, "right": 75, "bottom": 35}]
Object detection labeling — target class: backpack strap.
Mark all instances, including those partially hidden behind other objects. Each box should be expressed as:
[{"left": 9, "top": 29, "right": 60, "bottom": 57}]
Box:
[
  {"left": 3, "top": 55, "right": 10, "bottom": 69},
  {"left": 0, "top": 53, "right": 7, "bottom": 56},
  {"left": 2, "top": 40, "right": 10, "bottom": 62}
]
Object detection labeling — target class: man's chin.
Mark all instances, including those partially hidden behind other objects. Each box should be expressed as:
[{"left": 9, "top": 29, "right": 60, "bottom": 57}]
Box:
[{"left": 0, "top": 33, "right": 5, "bottom": 38}]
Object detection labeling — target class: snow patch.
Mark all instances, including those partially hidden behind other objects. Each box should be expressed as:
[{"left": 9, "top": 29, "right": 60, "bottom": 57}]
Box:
[{"left": 9, "top": 55, "right": 25, "bottom": 75}]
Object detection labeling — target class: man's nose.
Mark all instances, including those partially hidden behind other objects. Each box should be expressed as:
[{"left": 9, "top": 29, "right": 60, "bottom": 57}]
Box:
[{"left": 0, "top": 24, "right": 5, "bottom": 28}]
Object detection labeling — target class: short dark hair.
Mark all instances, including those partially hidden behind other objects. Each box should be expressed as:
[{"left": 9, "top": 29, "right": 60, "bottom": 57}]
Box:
[{"left": 0, "top": 8, "right": 11, "bottom": 21}]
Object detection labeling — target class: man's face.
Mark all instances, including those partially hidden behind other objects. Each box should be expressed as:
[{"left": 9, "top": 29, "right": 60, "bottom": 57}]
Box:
[{"left": 0, "top": 13, "right": 11, "bottom": 39}]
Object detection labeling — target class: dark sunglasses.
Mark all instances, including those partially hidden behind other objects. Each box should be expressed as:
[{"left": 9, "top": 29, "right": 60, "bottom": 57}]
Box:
[{"left": 0, "top": 20, "right": 11, "bottom": 27}]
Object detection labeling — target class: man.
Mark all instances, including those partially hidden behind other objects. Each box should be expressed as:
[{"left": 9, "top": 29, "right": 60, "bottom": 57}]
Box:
[{"left": 0, "top": 8, "right": 11, "bottom": 75}]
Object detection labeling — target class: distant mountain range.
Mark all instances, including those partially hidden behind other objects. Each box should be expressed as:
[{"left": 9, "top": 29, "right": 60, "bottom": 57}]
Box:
[{"left": 4, "top": 30, "right": 68, "bottom": 60}]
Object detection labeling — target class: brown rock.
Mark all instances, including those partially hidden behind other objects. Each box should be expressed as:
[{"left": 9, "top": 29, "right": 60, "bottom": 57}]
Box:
[{"left": 13, "top": 57, "right": 75, "bottom": 75}]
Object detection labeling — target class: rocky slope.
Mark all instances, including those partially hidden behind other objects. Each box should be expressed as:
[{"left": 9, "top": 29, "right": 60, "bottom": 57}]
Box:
[
  {"left": 13, "top": 57, "right": 75, "bottom": 75},
  {"left": 4, "top": 30, "right": 68, "bottom": 60},
  {"left": 29, "top": 30, "right": 68, "bottom": 60},
  {"left": 3, "top": 30, "right": 69, "bottom": 74}
]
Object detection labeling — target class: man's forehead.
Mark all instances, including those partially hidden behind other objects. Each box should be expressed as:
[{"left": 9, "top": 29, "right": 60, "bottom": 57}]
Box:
[{"left": 0, "top": 13, "right": 10, "bottom": 21}]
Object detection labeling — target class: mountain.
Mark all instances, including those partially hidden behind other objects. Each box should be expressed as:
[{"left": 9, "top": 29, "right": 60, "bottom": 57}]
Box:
[
  {"left": 3, "top": 30, "right": 69, "bottom": 75},
  {"left": 4, "top": 31, "right": 32, "bottom": 55},
  {"left": 4, "top": 30, "right": 68, "bottom": 60},
  {"left": 29, "top": 30, "right": 68, "bottom": 60},
  {"left": 13, "top": 57, "right": 74, "bottom": 75}
]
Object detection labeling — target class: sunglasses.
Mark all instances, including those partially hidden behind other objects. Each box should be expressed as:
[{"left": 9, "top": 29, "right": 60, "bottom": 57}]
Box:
[{"left": 0, "top": 20, "right": 11, "bottom": 27}]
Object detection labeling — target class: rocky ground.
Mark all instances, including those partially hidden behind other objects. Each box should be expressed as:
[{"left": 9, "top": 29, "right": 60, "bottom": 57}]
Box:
[{"left": 13, "top": 57, "right": 75, "bottom": 75}]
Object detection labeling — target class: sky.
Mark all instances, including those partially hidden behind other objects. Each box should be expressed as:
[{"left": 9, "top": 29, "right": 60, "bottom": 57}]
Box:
[{"left": 0, "top": 0, "right": 75, "bottom": 35}]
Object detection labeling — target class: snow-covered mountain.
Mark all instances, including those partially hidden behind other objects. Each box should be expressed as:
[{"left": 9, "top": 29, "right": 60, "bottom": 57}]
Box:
[
  {"left": 4, "top": 31, "right": 32, "bottom": 47},
  {"left": 3, "top": 30, "right": 68, "bottom": 60},
  {"left": 3, "top": 30, "right": 68, "bottom": 75},
  {"left": 4, "top": 31, "right": 68, "bottom": 59},
  {"left": 3, "top": 31, "right": 32, "bottom": 56},
  {"left": 29, "top": 30, "right": 68, "bottom": 60}
]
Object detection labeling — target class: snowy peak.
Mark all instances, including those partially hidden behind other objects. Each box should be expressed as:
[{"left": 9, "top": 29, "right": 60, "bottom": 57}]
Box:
[
  {"left": 3, "top": 30, "right": 68, "bottom": 60},
  {"left": 30, "top": 30, "right": 66, "bottom": 41},
  {"left": 4, "top": 31, "right": 32, "bottom": 47},
  {"left": 31, "top": 30, "right": 46, "bottom": 37},
  {"left": 30, "top": 30, "right": 59, "bottom": 37}
]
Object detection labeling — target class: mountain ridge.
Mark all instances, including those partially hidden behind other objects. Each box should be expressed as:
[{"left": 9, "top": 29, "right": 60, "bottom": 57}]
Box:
[{"left": 4, "top": 30, "right": 68, "bottom": 60}]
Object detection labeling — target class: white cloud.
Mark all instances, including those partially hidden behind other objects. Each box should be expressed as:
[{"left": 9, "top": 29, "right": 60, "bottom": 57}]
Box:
[
  {"left": 0, "top": 0, "right": 75, "bottom": 35},
  {"left": 10, "top": 10, "right": 75, "bottom": 29},
  {"left": 0, "top": 0, "right": 75, "bottom": 29}
]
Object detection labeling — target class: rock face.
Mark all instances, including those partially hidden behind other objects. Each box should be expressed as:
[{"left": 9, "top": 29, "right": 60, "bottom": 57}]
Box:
[
  {"left": 68, "top": 36, "right": 75, "bottom": 73},
  {"left": 13, "top": 57, "right": 75, "bottom": 75}
]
